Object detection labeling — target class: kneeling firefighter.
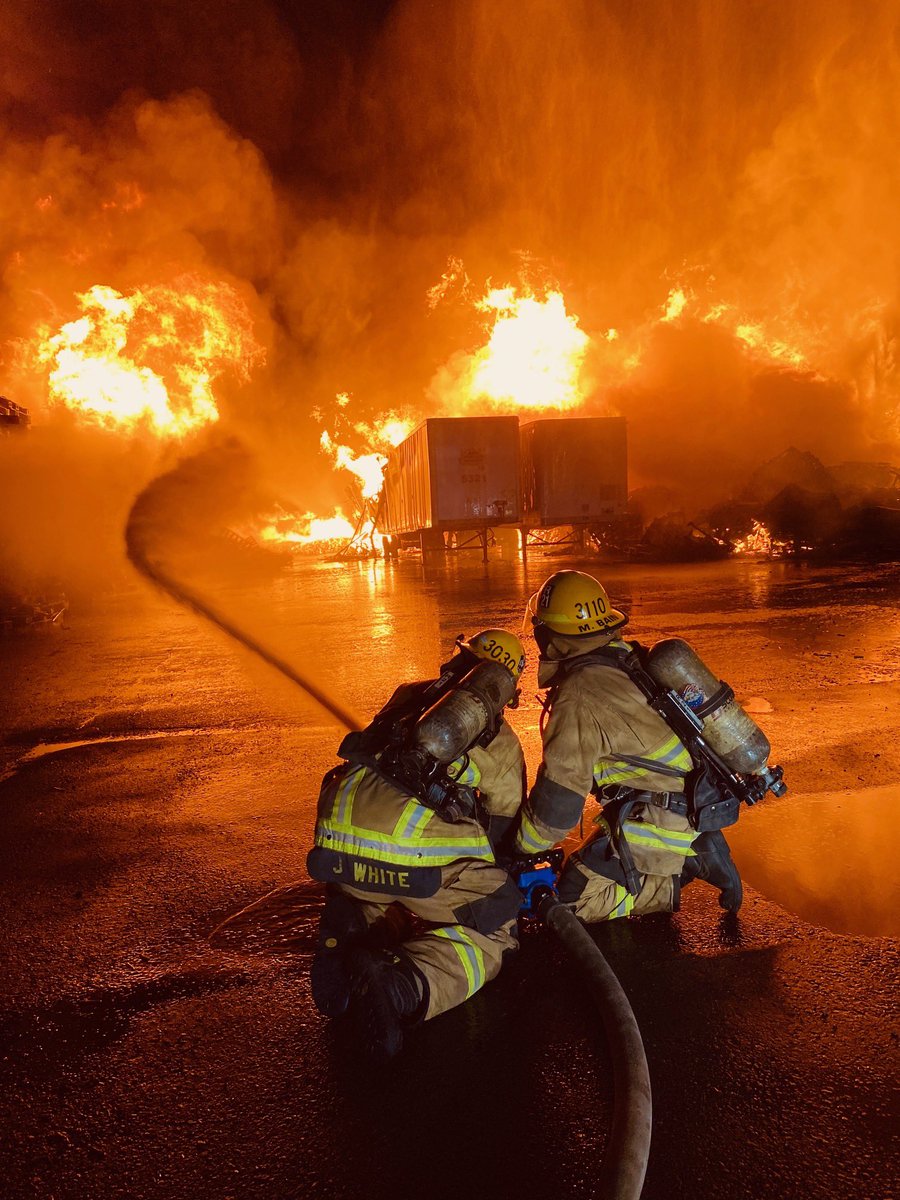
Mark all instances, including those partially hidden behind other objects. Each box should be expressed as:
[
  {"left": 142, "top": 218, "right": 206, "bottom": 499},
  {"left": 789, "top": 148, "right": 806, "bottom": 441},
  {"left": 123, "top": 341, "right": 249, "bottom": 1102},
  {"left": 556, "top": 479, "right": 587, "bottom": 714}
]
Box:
[
  {"left": 513, "top": 571, "right": 785, "bottom": 922},
  {"left": 308, "top": 630, "right": 527, "bottom": 1059}
]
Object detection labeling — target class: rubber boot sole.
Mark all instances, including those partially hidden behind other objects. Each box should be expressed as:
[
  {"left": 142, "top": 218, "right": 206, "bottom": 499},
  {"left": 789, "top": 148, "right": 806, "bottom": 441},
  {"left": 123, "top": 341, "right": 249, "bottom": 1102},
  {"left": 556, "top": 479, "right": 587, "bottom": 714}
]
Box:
[{"left": 310, "top": 890, "right": 367, "bottom": 1018}]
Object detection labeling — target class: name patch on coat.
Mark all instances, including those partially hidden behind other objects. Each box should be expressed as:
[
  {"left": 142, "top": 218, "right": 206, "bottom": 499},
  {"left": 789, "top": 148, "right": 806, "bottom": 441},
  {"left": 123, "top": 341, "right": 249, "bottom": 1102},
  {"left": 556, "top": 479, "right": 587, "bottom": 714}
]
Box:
[{"left": 306, "top": 848, "right": 441, "bottom": 897}]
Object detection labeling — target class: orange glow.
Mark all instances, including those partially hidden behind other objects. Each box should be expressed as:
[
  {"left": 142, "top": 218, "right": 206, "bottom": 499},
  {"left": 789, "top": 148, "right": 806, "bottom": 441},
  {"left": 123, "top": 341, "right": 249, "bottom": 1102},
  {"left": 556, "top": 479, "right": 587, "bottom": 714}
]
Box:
[
  {"left": 466, "top": 285, "right": 590, "bottom": 411},
  {"left": 259, "top": 510, "right": 356, "bottom": 546},
  {"left": 32, "top": 279, "right": 262, "bottom": 437},
  {"left": 731, "top": 520, "right": 791, "bottom": 556}
]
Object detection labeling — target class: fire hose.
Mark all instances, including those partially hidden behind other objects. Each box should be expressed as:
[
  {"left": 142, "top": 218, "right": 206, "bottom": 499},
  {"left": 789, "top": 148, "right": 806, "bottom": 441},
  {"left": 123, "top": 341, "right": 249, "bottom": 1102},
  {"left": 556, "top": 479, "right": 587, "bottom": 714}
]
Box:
[
  {"left": 516, "top": 856, "right": 652, "bottom": 1200},
  {"left": 539, "top": 895, "right": 652, "bottom": 1200},
  {"left": 124, "top": 461, "right": 365, "bottom": 734}
]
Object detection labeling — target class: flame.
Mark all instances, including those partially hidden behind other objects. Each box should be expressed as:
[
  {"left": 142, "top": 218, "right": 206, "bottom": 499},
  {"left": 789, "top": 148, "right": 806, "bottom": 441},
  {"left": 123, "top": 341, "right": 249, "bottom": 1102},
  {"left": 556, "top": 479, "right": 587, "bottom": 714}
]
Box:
[
  {"left": 32, "top": 278, "right": 262, "bottom": 436},
  {"left": 661, "top": 287, "right": 690, "bottom": 323},
  {"left": 354, "top": 414, "right": 415, "bottom": 451},
  {"left": 731, "top": 520, "right": 791, "bottom": 555},
  {"left": 318, "top": 409, "right": 414, "bottom": 501},
  {"left": 320, "top": 431, "right": 386, "bottom": 500},
  {"left": 465, "top": 285, "right": 590, "bottom": 411},
  {"left": 659, "top": 284, "right": 809, "bottom": 368},
  {"left": 257, "top": 409, "right": 414, "bottom": 554},
  {"left": 258, "top": 509, "right": 356, "bottom": 547},
  {"left": 433, "top": 268, "right": 816, "bottom": 422}
]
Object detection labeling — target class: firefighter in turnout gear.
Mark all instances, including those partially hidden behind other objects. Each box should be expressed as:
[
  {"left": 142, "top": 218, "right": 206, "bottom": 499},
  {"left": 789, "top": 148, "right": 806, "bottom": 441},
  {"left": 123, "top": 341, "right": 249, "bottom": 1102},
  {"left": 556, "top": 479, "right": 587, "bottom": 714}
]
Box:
[
  {"left": 308, "top": 630, "right": 527, "bottom": 1059},
  {"left": 513, "top": 571, "right": 742, "bottom": 921}
]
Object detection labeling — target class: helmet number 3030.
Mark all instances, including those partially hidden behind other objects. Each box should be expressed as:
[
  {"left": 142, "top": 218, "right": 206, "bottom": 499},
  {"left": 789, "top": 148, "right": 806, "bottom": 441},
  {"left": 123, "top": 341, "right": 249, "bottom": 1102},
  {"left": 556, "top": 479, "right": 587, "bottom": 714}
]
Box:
[{"left": 482, "top": 637, "right": 518, "bottom": 671}]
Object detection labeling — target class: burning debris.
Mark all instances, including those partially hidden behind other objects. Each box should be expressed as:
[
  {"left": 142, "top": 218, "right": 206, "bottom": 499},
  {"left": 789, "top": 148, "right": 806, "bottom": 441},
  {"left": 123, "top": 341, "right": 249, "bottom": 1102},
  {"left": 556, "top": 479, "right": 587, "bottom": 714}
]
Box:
[
  {"left": 2, "top": 4, "right": 900, "bottom": 589},
  {"left": 731, "top": 521, "right": 783, "bottom": 557}
]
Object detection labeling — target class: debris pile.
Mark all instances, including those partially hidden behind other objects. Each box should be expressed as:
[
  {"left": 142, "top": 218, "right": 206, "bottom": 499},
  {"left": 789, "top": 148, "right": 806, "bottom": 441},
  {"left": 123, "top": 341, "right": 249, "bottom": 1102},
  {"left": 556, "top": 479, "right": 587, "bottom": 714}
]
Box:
[{"left": 631, "top": 447, "right": 900, "bottom": 560}]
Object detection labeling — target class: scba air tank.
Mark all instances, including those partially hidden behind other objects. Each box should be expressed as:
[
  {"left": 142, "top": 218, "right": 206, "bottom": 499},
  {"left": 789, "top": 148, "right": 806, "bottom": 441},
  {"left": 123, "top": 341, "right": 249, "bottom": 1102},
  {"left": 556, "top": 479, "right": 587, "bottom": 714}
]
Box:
[
  {"left": 647, "top": 639, "right": 771, "bottom": 775},
  {"left": 413, "top": 661, "right": 516, "bottom": 764}
]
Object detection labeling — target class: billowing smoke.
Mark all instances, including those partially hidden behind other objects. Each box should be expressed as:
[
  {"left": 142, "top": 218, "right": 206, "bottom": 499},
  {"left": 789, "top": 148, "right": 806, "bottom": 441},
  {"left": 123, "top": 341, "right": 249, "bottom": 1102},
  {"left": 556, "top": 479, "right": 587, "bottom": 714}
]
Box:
[{"left": 2, "top": 0, "right": 899, "bottom": 591}]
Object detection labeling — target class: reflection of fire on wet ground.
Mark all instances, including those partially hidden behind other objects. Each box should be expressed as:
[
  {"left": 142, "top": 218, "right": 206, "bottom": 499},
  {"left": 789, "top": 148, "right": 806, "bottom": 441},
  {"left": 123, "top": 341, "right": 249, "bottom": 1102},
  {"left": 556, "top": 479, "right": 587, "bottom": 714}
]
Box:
[{"left": 728, "top": 783, "right": 900, "bottom": 939}]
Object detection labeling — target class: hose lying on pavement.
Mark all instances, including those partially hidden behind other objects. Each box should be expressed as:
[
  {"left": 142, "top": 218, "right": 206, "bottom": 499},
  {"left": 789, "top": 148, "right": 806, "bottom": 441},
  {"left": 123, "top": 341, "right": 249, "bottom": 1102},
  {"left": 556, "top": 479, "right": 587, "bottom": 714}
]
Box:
[{"left": 537, "top": 891, "right": 652, "bottom": 1200}]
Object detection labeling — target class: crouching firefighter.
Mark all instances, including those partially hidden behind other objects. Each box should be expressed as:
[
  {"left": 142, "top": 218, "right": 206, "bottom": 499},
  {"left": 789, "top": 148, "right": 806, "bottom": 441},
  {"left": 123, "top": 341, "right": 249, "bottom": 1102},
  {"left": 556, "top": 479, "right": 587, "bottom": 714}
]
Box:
[
  {"left": 307, "top": 630, "right": 528, "bottom": 1059},
  {"left": 512, "top": 571, "right": 786, "bottom": 923}
]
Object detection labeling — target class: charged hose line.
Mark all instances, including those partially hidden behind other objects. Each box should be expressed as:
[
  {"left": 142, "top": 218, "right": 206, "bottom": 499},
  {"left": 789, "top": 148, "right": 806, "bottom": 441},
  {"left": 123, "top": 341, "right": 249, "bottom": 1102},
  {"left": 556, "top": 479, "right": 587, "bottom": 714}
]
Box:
[
  {"left": 537, "top": 892, "right": 652, "bottom": 1200},
  {"left": 125, "top": 534, "right": 364, "bottom": 734}
]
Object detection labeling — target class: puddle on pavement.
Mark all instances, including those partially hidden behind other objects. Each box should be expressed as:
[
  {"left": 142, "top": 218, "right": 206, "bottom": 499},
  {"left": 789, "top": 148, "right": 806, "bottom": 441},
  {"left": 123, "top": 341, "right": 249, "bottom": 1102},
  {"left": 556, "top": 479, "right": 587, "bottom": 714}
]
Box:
[{"left": 728, "top": 783, "right": 900, "bottom": 938}]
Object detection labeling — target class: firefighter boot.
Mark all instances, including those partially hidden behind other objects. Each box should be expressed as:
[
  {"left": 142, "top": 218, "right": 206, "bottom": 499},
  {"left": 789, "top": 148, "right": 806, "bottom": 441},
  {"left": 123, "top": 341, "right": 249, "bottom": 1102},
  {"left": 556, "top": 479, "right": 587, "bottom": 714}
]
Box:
[
  {"left": 347, "top": 947, "right": 427, "bottom": 1062},
  {"left": 311, "top": 887, "right": 368, "bottom": 1017},
  {"left": 680, "top": 830, "right": 743, "bottom": 912}
]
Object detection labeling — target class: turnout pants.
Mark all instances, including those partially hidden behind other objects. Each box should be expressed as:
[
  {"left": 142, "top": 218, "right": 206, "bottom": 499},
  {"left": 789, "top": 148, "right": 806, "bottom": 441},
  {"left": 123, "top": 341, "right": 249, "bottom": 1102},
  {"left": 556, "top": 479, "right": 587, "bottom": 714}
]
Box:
[
  {"left": 558, "top": 800, "right": 697, "bottom": 922},
  {"left": 337, "top": 858, "right": 518, "bottom": 1020}
]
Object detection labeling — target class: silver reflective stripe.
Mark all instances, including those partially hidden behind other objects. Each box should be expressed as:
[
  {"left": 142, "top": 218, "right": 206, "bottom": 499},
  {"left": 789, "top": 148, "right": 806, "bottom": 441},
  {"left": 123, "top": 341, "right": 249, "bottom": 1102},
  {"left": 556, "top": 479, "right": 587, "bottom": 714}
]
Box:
[
  {"left": 400, "top": 804, "right": 433, "bottom": 839},
  {"left": 335, "top": 766, "right": 364, "bottom": 824}
]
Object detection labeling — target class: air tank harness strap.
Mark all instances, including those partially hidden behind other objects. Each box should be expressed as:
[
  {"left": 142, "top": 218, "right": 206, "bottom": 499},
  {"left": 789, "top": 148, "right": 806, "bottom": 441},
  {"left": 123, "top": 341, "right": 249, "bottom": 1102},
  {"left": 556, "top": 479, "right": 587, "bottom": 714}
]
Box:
[
  {"left": 599, "top": 797, "right": 642, "bottom": 897},
  {"left": 693, "top": 681, "right": 734, "bottom": 719},
  {"left": 606, "top": 753, "right": 688, "bottom": 780},
  {"left": 598, "top": 785, "right": 689, "bottom": 819}
]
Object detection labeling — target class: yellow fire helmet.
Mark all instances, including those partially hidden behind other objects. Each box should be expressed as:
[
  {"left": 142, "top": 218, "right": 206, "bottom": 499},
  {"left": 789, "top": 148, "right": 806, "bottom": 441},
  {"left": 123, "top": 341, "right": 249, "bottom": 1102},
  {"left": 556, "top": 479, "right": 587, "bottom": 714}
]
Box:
[
  {"left": 527, "top": 570, "right": 627, "bottom": 637},
  {"left": 459, "top": 628, "right": 527, "bottom": 681}
]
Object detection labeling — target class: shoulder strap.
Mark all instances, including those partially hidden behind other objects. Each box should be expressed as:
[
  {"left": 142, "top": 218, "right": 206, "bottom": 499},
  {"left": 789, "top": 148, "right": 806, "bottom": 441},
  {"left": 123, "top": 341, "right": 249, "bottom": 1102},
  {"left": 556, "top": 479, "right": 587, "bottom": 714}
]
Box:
[{"left": 554, "top": 639, "right": 646, "bottom": 681}]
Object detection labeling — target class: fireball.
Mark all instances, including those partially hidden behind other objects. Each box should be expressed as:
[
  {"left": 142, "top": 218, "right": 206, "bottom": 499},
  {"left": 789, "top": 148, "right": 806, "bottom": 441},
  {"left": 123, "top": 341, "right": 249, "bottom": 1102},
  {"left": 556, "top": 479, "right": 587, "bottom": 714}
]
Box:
[{"left": 32, "top": 278, "right": 262, "bottom": 436}]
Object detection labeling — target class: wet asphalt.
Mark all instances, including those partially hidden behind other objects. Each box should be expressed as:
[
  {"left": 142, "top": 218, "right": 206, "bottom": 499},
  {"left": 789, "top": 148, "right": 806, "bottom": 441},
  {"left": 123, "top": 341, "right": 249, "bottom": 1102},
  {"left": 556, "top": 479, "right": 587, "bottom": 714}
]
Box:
[{"left": 1, "top": 553, "right": 898, "bottom": 1199}]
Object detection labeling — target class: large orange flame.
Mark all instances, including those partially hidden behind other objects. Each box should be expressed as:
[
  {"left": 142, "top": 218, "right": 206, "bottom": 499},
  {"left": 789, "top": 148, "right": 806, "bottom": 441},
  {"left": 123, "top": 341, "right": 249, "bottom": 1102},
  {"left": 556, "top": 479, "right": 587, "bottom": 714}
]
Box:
[
  {"left": 466, "top": 286, "right": 590, "bottom": 411},
  {"left": 32, "top": 278, "right": 263, "bottom": 436}
]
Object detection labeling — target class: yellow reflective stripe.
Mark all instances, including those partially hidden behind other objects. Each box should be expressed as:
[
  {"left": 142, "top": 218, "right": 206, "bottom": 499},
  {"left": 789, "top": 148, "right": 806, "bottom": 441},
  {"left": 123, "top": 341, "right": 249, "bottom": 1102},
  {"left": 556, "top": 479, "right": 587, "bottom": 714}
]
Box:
[
  {"left": 622, "top": 819, "right": 696, "bottom": 856},
  {"left": 654, "top": 734, "right": 692, "bottom": 772},
  {"left": 595, "top": 762, "right": 652, "bottom": 785},
  {"left": 320, "top": 765, "right": 494, "bottom": 865},
  {"left": 392, "top": 800, "right": 433, "bottom": 840},
  {"left": 448, "top": 756, "right": 481, "bottom": 786},
  {"left": 332, "top": 765, "right": 365, "bottom": 824},
  {"left": 593, "top": 733, "right": 692, "bottom": 786},
  {"left": 604, "top": 885, "right": 635, "bottom": 920},
  {"left": 516, "top": 809, "right": 552, "bottom": 853},
  {"left": 434, "top": 926, "right": 485, "bottom": 998},
  {"left": 327, "top": 815, "right": 491, "bottom": 850},
  {"left": 315, "top": 821, "right": 494, "bottom": 864}
]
